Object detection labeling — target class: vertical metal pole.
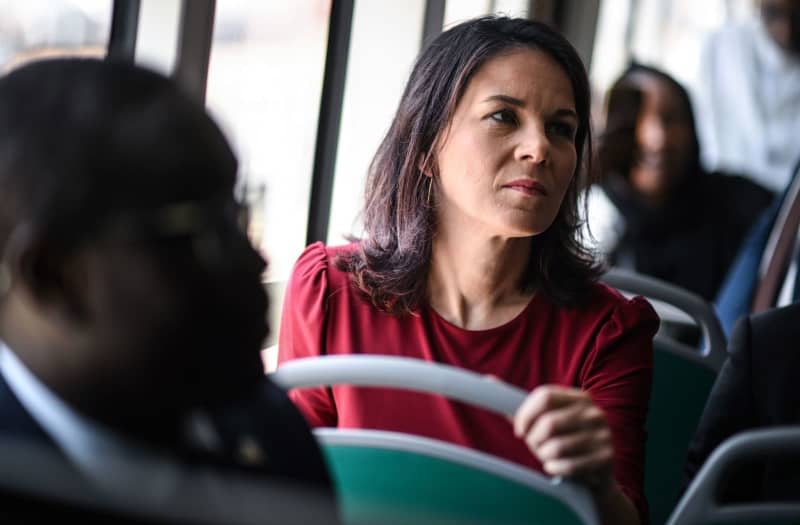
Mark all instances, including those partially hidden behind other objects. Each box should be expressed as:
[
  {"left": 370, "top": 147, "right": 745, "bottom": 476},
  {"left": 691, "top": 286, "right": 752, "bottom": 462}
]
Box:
[
  {"left": 421, "top": 0, "right": 446, "bottom": 49},
  {"left": 107, "top": 0, "right": 141, "bottom": 61},
  {"left": 529, "top": 0, "right": 556, "bottom": 22},
  {"left": 174, "top": 0, "right": 217, "bottom": 103},
  {"left": 305, "top": 0, "right": 356, "bottom": 245}
]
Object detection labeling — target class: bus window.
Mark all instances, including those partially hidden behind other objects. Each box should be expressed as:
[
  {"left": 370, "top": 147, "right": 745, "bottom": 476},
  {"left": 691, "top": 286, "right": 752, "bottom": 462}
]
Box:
[
  {"left": 326, "top": 0, "right": 425, "bottom": 245},
  {"left": 206, "top": 0, "right": 330, "bottom": 282},
  {"left": 444, "top": 0, "right": 529, "bottom": 27},
  {"left": 590, "top": 0, "right": 754, "bottom": 102},
  {"left": 0, "top": 0, "right": 111, "bottom": 72}
]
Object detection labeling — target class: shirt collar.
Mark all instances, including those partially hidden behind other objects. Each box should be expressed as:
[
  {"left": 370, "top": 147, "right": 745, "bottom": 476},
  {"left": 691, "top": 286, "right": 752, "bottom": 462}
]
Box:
[
  {"left": 0, "top": 345, "right": 296, "bottom": 523},
  {"left": 0, "top": 343, "right": 189, "bottom": 501}
]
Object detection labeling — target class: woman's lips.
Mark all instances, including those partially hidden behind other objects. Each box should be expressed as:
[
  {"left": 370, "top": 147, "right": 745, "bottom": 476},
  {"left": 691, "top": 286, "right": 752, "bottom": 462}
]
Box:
[{"left": 504, "top": 179, "right": 548, "bottom": 196}]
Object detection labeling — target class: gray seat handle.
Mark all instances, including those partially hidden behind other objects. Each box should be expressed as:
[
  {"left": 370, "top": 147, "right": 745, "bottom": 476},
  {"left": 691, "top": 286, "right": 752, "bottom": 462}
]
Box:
[
  {"left": 271, "top": 355, "right": 529, "bottom": 417},
  {"left": 603, "top": 267, "right": 727, "bottom": 371},
  {"left": 667, "top": 426, "right": 800, "bottom": 525}
]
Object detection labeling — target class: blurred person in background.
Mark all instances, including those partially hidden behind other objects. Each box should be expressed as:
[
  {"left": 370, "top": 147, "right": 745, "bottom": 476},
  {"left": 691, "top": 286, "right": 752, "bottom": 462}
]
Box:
[
  {"left": 696, "top": 0, "right": 800, "bottom": 193},
  {"left": 0, "top": 59, "right": 332, "bottom": 502},
  {"left": 587, "top": 64, "right": 773, "bottom": 300}
]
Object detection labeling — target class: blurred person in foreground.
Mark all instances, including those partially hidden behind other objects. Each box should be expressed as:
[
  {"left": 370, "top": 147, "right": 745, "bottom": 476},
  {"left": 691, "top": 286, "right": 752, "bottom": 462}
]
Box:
[
  {"left": 280, "top": 16, "right": 658, "bottom": 525},
  {"left": 588, "top": 64, "right": 772, "bottom": 301},
  {"left": 0, "top": 58, "right": 332, "bottom": 506},
  {"left": 696, "top": 0, "right": 800, "bottom": 192}
]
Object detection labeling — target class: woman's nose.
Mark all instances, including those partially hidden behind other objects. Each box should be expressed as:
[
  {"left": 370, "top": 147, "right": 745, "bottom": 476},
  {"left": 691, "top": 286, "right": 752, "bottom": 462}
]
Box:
[{"left": 516, "top": 125, "right": 550, "bottom": 164}]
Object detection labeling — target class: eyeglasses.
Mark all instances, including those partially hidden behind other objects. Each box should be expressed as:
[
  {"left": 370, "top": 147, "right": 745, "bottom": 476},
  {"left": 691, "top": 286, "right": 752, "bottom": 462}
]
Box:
[
  {"left": 98, "top": 195, "right": 265, "bottom": 271},
  {"left": 109, "top": 197, "right": 249, "bottom": 241}
]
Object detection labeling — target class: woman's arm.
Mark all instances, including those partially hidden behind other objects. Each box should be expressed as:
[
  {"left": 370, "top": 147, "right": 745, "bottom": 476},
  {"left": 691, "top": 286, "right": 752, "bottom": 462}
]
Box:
[
  {"left": 277, "top": 243, "right": 338, "bottom": 427},
  {"left": 514, "top": 295, "right": 656, "bottom": 525}
]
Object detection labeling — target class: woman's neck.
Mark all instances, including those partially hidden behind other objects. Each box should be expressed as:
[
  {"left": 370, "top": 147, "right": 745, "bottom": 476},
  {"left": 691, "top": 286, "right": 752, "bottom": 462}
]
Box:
[{"left": 427, "top": 226, "right": 534, "bottom": 330}]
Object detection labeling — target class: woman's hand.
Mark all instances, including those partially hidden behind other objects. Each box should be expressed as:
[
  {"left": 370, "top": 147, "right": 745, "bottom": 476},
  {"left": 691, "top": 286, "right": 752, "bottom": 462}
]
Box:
[
  {"left": 513, "top": 385, "right": 614, "bottom": 491},
  {"left": 513, "top": 385, "right": 640, "bottom": 524}
]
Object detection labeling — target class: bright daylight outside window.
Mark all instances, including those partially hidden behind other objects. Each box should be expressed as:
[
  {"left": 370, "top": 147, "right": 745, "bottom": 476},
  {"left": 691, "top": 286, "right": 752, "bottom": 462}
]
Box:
[
  {"left": 0, "top": 0, "right": 111, "bottom": 72},
  {"left": 206, "top": 0, "right": 330, "bottom": 283},
  {"left": 590, "top": 0, "right": 754, "bottom": 104}
]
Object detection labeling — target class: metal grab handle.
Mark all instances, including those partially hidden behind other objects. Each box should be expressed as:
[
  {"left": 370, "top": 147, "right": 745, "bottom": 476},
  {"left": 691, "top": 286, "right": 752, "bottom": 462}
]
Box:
[
  {"left": 272, "top": 355, "right": 529, "bottom": 417},
  {"left": 602, "top": 267, "right": 727, "bottom": 371}
]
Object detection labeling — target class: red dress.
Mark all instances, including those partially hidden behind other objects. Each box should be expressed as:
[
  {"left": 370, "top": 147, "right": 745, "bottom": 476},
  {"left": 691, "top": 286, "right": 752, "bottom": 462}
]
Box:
[{"left": 279, "top": 242, "right": 657, "bottom": 519}]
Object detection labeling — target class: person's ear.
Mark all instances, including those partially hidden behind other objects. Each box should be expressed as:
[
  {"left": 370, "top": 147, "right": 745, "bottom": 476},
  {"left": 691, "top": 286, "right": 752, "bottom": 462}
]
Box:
[
  {"left": 417, "top": 151, "right": 435, "bottom": 178},
  {"left": 3, "top": 224, "right": 90, "bottom": 323}
]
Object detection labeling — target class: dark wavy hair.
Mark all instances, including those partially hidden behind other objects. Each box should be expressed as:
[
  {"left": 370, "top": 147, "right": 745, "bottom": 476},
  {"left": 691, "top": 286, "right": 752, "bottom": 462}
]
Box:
[{"left": 338, "top": 16, "right": 602, "bottom": 315}]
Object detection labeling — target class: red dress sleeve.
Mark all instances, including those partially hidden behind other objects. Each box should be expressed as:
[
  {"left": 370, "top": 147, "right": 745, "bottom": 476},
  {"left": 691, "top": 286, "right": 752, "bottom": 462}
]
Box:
[
  {"left": 580, "top": 295, "right": 657, "bottom": 524},
  {"left": 277, "top": 242, "right": 338, "bottom": 427}
]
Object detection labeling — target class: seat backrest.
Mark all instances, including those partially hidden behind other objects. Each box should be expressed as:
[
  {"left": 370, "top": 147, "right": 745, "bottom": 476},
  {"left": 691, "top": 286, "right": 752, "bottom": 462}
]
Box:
[
  {"left": 646, "top": 337, "right": 719, "bottom": 525},
  {"left": 602, "top": 267, "right": 727, "bottom": 372},
  {"left": 667, "top": 426, "right": 800, "bottom": 525},
  {"left": 0, "top": 436, "right": 339, "bottom": 525},
  {"left": 317, "top": 428, "right": 596, "bottom": 525},
  {"left": 602, "top": 269, "right": 726, "bottom": 524},
  {"left": 272, "top": 355, "right": 599, "bottom": 525}
]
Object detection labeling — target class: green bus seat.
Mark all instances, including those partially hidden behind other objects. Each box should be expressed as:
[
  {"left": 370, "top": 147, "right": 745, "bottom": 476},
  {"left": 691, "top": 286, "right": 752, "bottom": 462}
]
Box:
[
  {"left": 273, "top": 356, "right": 600, "bottom": 525},
  {"left": 317, "top": 428, "right": 597, "bottom": 525},
  {"left": 646, "top": 340, "right": 719, "bottom": 525},
  {"left": 603, "top": 268, "right": 727, "bottom": 525}
]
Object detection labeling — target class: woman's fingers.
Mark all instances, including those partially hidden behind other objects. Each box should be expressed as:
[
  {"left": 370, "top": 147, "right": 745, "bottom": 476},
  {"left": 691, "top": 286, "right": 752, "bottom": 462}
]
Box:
[
  {"left": 542, "top": 444, "right": 614, "bottom": 478},
  {"left": 522, "top": 402, "right": 607, "bottom": 451},
  {"left": 536, "top": 427, "right": 612, "bottom": 463},
  {"left": 513, "top": 385, "right": 614, "bottom": 487},
  {"left": 513, "top": 385, "right": 589, "bottom": 437}
]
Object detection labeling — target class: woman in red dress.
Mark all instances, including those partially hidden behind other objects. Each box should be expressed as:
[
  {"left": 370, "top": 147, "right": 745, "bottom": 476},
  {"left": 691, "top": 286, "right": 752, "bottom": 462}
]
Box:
[{"left": 279, "top": 16, "right": 657, "bottom": 525}]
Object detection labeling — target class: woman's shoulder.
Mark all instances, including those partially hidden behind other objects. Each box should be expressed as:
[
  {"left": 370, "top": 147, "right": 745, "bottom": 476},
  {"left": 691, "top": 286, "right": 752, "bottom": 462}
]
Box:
[
  {"left": 291, "top": 242, "right": 356, "bottom": 279},
  {"left": 286, "top": 242, "right": 359, "bottom": 301},
  {"left": 568, "top": 281, "right": 659, "bottom": 332}
]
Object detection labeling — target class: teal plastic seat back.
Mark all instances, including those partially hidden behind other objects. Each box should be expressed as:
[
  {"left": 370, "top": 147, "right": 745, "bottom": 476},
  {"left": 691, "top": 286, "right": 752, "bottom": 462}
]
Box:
[
  {"left": 313, "top": 428, "right": 597, "bottom": 525},
  {"left": 602, "top": 269, "right": 726, "bottom": 524},
  {"left": 646, "top": 345, "right": 718, "bottom": 525},
  {"left": 323, "top": 443, "right": 589, "bottom": 525},
  {"left": 272, "top": 359, "right": 599, "bottom": 525}
]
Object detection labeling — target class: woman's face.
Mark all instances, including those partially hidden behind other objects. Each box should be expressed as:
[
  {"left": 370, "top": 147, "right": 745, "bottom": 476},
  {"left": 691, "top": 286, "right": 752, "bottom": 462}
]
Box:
[
  {"left": 433, "top": 48, "right": 578, "bottom": 239},
  {"left": 628, "top": 74, "right": 694, "bottom": 201}
]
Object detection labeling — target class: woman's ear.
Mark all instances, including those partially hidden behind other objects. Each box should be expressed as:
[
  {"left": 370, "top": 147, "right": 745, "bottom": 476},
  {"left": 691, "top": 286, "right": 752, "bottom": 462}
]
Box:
[
  {"left": 4, "top": 224, "right": 90, "bottom": 323},
  {"left": 417, "top": 151, "right": 435, "bottom": 178}
]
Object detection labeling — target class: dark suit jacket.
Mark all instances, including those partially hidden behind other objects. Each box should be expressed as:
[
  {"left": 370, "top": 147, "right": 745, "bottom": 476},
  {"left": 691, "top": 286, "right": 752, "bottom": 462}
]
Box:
[
  {"left": 685, "top": 303, "right": 800, "bottom": 500},
  {"left": 0, "top": 373, "right": 336, "bottom": 522},
  {"left": 0, "top": 369, "right": 54, "bottom": 445}
]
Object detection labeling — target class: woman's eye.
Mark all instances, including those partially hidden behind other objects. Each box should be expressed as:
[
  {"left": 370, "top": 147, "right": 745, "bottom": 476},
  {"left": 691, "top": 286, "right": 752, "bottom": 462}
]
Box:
[
  {"left": 489, "top": 109, "right": 517, "bottom": 125},
  {"left": 547, "top": 121, "right": 576, "bottom": 140}
]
